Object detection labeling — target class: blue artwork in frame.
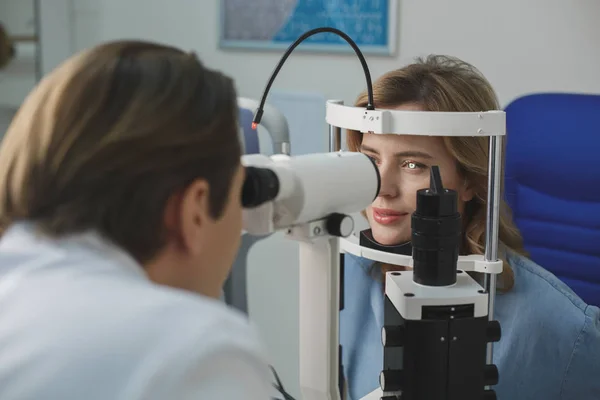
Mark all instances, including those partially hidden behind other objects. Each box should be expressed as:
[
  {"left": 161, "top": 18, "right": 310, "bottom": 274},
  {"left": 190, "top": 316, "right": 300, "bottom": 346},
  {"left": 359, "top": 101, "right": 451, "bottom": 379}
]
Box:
[{"left": 219, "top": 0, "right": 398, "bottom": 56}]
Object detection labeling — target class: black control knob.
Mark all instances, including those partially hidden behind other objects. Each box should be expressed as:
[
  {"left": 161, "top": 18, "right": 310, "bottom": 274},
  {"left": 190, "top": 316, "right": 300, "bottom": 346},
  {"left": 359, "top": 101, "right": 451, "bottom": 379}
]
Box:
[
  {"left": 381, "top": 325, "right": 404, "bottom": 347},
  {"left": 487, "top": 320, "right": 502, "bottom": 343},
  {"left": 483, "top": 364, "right": 499, "bottom": 386},
  {"left": 325, "top": 213, "right": 354, "bottom": 237},
  {"left": 379, "top": 369, "right": 403, "bottom": 392},
  {"left": 482, "top": 389, "right": 497, "bottom": 400}
]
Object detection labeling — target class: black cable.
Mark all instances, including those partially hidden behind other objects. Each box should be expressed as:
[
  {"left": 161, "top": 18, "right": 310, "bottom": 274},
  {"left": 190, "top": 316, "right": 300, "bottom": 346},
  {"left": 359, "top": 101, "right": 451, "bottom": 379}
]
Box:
[
  {"left": 256, "top": 27, "right": 372, "bottom": 400},
  {"left": 270, "top": 365, "right": 297, "bottom": 400},
  {"left": 252, "top": 27, "right": 375, "bottom": 128}
]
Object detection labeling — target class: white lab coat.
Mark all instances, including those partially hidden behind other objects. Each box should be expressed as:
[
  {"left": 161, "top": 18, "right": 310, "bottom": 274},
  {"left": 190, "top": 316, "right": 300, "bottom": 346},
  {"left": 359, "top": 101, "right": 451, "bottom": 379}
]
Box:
[{"left": 0, "top": 223, "right": 278, "bottom": 400}]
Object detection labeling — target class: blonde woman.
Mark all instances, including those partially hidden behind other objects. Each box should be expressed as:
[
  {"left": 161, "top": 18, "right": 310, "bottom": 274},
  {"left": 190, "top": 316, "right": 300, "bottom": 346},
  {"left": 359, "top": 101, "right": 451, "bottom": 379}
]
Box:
[{"left": 340, "top": 55, "right": 600, "bottom": 399}]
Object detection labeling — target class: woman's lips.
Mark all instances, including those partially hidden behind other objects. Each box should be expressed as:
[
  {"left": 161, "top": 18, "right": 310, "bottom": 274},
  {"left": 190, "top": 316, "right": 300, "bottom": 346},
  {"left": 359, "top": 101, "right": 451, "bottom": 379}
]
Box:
[{"left": 372, "top": 208, "right": 408, "bottom": 225}]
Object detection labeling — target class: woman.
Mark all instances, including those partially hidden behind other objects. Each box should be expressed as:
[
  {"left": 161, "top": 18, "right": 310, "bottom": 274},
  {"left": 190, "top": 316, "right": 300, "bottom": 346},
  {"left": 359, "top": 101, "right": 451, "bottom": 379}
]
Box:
[
  {"left": 0, "top": 41, "right": 278, "bottom": 399},
  {"left": 340, "top": 55, "right": 600, "bottom": 399}
]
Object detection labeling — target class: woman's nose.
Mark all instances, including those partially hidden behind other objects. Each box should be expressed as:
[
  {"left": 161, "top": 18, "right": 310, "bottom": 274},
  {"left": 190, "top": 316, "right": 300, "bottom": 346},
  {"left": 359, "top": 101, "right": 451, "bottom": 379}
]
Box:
[{"left": 376, "top": 162, "right": 399, "bottom": 198}]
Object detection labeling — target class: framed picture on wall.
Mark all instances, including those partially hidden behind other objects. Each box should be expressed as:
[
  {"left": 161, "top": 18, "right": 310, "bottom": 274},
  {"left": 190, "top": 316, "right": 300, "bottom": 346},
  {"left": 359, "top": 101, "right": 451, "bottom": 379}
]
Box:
[{"left": 219, "top": 0, "right": 398, "bottom": 56}]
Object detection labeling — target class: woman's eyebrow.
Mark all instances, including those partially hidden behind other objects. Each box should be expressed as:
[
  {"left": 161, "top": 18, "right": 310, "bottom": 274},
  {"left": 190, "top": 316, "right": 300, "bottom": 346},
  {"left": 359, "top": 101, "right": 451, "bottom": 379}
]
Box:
[{"left": 360, "top": 144, "right": 433, "bottom": 159}]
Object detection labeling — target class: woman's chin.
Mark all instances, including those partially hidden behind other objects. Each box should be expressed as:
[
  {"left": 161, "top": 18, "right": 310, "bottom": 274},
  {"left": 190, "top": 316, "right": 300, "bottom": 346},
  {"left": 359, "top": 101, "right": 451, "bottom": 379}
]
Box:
[{"left": 371, "top": 229, "right": 410, "bottom": 246}]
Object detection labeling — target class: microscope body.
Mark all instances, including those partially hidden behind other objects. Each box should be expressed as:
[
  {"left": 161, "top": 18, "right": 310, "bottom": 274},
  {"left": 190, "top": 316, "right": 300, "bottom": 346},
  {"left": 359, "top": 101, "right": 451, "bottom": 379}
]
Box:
[
  {"left": 364, "top": 167, "right": 501, "bottom": 400},
  {"left": 380, "top": 271, "right": 499, "bottom": 400},
  {"left": 243, "top": 93, "right": 506, "bottom": 400}
]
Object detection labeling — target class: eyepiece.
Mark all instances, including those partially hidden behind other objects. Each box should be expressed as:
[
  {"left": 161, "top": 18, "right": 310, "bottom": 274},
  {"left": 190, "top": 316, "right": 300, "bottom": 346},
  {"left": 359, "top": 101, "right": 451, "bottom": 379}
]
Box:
[{"left": 242, "top": 166, "right": 280, "bottom": 208}]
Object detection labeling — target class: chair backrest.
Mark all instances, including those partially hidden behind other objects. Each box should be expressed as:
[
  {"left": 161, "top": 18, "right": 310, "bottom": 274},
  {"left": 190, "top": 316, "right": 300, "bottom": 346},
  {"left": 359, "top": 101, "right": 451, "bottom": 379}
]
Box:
[{"left": 505, "top": 93, "right": 600, "bottom": 306}]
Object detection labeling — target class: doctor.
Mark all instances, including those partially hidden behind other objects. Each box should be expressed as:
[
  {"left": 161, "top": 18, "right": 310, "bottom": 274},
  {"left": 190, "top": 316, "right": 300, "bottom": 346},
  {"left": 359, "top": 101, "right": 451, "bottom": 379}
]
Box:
[{"left": 0, "top": 40, "right": 276, "bottom": 399}]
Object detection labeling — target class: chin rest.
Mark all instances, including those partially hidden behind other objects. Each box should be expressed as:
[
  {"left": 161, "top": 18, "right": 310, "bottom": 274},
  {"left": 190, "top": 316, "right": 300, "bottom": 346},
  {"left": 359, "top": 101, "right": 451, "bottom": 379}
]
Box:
[{"left": 359, "top": 229, "right": 413, "bottom": 256}]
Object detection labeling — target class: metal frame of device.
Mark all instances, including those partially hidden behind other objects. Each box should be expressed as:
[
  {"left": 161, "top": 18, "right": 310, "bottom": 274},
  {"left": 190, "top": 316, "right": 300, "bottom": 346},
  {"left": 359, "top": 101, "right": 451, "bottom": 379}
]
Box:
[
  {"left": 224, "top": 98, "right": 291, "bottom": 316},
  {"left": 291, "top": 101, "right": 505, "bottom": 400},
  {"left": 238, "top": 97, "right": 291, "bottom": 155}
]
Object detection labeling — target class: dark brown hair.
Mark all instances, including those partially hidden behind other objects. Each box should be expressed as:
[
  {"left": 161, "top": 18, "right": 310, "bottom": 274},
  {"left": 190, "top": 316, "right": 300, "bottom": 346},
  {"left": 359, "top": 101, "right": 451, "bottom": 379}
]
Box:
[
  {"left": 0, "top": 40, "right": 241, "bottom": 263},
  {"left": 348, "top": 55, "right": 527, "bottom": 291}
]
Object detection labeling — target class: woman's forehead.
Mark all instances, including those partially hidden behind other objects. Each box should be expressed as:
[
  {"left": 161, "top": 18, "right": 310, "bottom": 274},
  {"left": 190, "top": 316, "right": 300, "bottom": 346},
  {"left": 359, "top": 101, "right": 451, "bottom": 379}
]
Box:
[{"left": 361, "top": 133, "right": 447, "bottom": 155}]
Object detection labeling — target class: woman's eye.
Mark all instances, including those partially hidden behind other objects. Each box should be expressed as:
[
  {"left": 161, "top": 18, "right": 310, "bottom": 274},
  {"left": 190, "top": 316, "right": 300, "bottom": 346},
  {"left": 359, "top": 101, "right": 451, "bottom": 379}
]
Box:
[{"left": 402, "top": 160, "right": 425, "bottom": 170}]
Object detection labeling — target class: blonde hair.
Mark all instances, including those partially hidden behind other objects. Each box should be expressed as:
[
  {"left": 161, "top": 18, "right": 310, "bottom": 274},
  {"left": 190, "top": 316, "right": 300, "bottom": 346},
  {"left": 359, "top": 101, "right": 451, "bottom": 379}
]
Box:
[
  {"left": 348, "top": 55, "right": 526, "bottom": 291},
  {"left": 0, "top": 40, "right": 241, "bottom": 263}
]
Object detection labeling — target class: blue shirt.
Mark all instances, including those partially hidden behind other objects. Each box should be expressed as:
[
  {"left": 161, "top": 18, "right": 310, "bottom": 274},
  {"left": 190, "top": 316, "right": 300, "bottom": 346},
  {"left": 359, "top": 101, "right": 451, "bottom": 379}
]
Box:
[{"left": 340, "top": 250, "right": 600, "bottom": 399}]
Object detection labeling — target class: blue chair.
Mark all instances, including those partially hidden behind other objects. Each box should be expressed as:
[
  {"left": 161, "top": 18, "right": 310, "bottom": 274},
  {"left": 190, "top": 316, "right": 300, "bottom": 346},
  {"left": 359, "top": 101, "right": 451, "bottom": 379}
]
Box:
[{"left": 505, "top": 93, "right": 600, "bottom": 306}]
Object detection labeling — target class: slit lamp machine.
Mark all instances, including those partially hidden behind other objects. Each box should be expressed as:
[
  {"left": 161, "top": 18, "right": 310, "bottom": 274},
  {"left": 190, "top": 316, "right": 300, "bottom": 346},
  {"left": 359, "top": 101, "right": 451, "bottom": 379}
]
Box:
[{"left": 241, "top": 28, "right": 504, "bottom": 400}]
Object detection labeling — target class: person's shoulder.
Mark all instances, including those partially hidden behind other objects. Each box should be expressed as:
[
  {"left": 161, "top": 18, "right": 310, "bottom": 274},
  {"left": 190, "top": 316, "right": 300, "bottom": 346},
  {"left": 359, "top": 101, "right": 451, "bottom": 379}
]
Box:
[
  {"left": 500, "top": 249, "right": 590, "bottom": 350},
  {"left": 506, "top": 249, "right": 588, "bottom": 313},
  {"left": 560, "top": 303, "right": 600, "bottom": 398},
  {"left": 146, "top": 285, "right": 265, "bottom": 349},
  {"left": 504, "top": 250, "right": 600, "bottom": 398},
  {"left": 118, "top": 288, "right": 276, "bottom": 399},
  {"left": 88, "top": 281, "right": 267, "bottom": 363}
]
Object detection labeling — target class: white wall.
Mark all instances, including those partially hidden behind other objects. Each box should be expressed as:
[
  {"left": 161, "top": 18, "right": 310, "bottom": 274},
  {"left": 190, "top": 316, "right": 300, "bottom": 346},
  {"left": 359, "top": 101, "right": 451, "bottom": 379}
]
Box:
[
  {"left": 0, "top": 41, "right": 36, "bottom": 107},
  {"left": 0, "top": 0, "right": 35, "bottom": 36},
  {"left": 37, "top": 0, "right": 72, "bottom": 76},
  {"left": 68, "top": 0, "right": 600, "bottom": 107},
  {"left": 0, "top": 0, "right": 37, "bottom": 132},
  {"left": 39, "top": 0, "right": 600, "bottom": 397}
]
